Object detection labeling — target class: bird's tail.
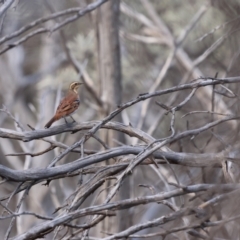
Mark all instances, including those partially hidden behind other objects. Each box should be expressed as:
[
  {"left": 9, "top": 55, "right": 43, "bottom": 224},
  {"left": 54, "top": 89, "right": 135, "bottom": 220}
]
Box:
[{"left": 44, "top": 116, "right": 57, "bottom": 128}]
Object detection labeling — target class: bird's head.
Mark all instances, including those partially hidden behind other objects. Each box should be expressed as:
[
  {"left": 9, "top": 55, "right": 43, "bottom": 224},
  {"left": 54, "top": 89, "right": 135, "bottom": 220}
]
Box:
[{"left": 69, "top": 82, "right": 83, "bottom": 93}]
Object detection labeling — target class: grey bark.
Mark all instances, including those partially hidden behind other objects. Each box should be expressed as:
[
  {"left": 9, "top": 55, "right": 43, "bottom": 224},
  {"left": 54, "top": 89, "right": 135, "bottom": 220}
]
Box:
[{"left": 95, "top": 0, "right": 131, "bottom": 235}]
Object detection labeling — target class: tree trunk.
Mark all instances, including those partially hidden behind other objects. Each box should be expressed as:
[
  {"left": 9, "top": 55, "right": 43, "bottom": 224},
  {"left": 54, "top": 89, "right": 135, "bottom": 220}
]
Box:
[{"left": 95, "top": 0, "right": 131, "bottom": 235}]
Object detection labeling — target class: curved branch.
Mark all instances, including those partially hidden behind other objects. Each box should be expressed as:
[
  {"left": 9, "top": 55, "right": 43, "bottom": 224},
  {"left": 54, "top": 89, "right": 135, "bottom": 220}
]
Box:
[
  {"left": 14, "top": 184, "right": 239, "bottom": 240},
  {"left": 0, "top": 144, "right": 228, "bottom": 182},
  {"left": 0, "top": 0, "right": 109, "bottom": 55},
  {"left": 0, "top": 7, "right": 81, "bottom": 45},
  {"left": 1, "top": 76, "right": 240, "bottom": 142}
]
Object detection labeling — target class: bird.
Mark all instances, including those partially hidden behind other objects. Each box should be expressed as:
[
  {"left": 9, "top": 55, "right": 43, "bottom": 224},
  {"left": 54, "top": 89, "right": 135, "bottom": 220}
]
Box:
[{"left": 44, "top": 82, "right": 83, "bottom": 128}]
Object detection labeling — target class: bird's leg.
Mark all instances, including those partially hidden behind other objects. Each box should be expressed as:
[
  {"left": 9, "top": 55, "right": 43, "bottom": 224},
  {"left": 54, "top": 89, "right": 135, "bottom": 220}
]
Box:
[
  {"left": 70, "top": 116, "right": 76, "bottom": 123},
  {"left": 64, "top": 118, "right": 68, "bottom": 124}
]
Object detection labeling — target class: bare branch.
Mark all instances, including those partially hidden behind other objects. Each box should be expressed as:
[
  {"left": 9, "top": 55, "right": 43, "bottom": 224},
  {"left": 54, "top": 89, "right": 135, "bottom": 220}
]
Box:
[
  {"left": 0, "top": 0, "right": 14, "bottom": 18},
  {"left": 14, "top": 184, "right": 239, "bottom": 240},
  {"left": 0, "top": 0, "right": 109, "bottom": 55}
]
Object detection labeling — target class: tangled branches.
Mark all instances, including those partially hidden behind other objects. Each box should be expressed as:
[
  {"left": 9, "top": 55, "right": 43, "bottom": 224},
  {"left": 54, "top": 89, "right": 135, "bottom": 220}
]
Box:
[{"left": 1, "top": 77, "right": 240, "bottom": 239}]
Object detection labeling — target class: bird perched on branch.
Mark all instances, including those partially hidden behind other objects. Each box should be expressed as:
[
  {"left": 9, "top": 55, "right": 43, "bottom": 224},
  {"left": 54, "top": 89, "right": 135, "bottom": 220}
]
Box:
[{"left": 44, "top": 82, "right": 83, "bottom": 128}]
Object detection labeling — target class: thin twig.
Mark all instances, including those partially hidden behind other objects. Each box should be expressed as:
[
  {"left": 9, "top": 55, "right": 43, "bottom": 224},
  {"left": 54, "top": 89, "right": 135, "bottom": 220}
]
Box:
[{"left": 0, "top": 0, "right": 109, "bottom": 55}]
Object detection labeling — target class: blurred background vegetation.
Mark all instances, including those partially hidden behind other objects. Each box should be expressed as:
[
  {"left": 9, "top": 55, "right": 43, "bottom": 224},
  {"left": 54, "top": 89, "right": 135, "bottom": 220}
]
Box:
[{"left": 1, "top": 0, "right": 240, "bottom": 239}]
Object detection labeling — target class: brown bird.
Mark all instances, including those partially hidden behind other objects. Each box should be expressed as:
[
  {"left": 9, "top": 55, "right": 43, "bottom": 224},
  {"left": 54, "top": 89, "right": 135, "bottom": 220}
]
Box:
[{"left": 44, "top": 82, "right": 83, "bottom": 128}]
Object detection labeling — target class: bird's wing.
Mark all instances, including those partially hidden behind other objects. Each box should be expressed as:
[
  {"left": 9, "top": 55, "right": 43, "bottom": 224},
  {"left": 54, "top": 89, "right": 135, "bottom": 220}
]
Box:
[{"left": 56, "top": 94, "right": 80, "bottom": 114}]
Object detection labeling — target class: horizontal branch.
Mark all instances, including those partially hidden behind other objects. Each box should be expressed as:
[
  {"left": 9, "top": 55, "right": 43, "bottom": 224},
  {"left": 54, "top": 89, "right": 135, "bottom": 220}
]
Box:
[
  {"left": 0, "top": 145, "right": 226, "bottom": 182},
  {"left": 1, "top": 115, "right": 238, "bottom": 182},
  {"left": 2, "top": 76, "right": 237, "bottom": 167},
  {"left": 1, "top": 76, "right": 239, "bottom": 142},
  {"left": 14, "top": 183, "right": 239, "bottom": 240},
  {"left": 0, "top": 121, "right": 155, "bottom": 142}
]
